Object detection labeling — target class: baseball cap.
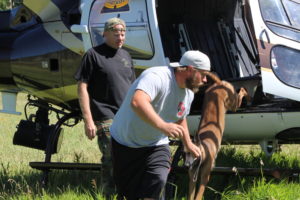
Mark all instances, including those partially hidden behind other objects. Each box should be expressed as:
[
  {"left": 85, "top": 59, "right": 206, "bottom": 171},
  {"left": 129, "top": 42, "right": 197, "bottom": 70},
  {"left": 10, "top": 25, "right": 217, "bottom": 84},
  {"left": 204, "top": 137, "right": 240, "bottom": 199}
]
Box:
[
  {"left": 104, "top": 17, "right": 126, "bottom": 32},
  {"left": 169, "top": 50, "right": 211, "bottom": 71}
]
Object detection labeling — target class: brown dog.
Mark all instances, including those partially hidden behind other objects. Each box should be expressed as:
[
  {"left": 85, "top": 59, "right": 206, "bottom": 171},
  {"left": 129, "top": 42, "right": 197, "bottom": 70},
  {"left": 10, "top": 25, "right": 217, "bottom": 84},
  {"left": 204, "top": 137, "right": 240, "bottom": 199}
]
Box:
[{"left": 185, "top": 78, "right": 249, "bottom": 200}]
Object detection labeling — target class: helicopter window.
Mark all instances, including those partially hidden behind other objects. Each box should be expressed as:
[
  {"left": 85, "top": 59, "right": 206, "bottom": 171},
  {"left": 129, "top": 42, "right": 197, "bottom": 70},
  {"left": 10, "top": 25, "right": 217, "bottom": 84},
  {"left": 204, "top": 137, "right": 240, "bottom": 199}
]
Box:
[
  {"left": 267, "top": 24, "right": 300, "bottom": 41},
  {"left": 122, "top": 24, "right": 154, "bottom": 60},
  {"left": 282, "top": 0, "right": 300, "bottom": 29},
  {"left": 90, "top": 27, "right": 104, "bottom": 45},
  {"left": 90, "top": 24, "right": 154, "bottom": 60},
  {"left": 89, "top": 0, "right": 154, "bottom": 60},
  {"left": 259, "top": 0, "right": 290, "bottom": 25},
  {"left": 271, "top": 45, "right": 300, "bottom": 88},
  {"left": 259, "top": 0, "right": 300, "bottom": 42}
]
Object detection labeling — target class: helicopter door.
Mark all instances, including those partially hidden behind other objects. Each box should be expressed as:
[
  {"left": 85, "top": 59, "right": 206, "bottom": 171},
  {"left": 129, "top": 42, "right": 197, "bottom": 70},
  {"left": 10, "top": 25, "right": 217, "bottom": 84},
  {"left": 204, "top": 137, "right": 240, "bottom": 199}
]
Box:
[
  {"left": 248, "top": 0, "right": 300, "bottom": 101},
  {"left": 88, "top": 0, "right": 166, "bottom": 72}
]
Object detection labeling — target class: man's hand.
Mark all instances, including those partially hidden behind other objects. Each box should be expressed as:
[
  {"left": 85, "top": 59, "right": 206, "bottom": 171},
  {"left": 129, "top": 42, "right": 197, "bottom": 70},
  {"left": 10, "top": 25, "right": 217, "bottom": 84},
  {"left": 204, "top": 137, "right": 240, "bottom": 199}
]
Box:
[
  {"left": 84, "top": 120, "right": 96, "bottom": 140},
  {"left": 185, "top": 142, "right": 201, "bottom": 158},
  {"left": 160, "top": 122, "right": 185, "bottom": 138},
  {"left": 78, "top": 81, "right": 96, "bottom": 140},
  {"left": 175, "top": 118, "right": 201, "bottom": 158}
]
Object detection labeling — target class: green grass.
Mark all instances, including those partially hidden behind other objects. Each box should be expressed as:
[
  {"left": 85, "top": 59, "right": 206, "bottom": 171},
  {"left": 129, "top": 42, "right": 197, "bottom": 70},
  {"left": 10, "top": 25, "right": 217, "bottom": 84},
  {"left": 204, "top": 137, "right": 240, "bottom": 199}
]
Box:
[
  {"left": 209, "top": 146, "right": 300, "bottom": 200},
  {"left": 169, "top": 145, "right": 300, "bottom": 200},
  {"left": 1, "top": 93, "right": 300, "bottom": 199},
  {"left": 0, "top": 93, "right": 110, "bottom": 199},
  {"left": 222, "top": 179, "right": 300, "bottom": 200}
]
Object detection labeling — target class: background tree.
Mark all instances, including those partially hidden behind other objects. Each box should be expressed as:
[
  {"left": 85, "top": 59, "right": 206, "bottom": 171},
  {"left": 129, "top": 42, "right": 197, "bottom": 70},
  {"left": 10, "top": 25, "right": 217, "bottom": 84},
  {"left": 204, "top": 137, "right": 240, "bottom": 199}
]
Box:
[
  {"left": 0, "top": 0, "right": 10, "bottom": 10},
  {"left": 0, "top": 0, "right": 21, "bottom": 10}
]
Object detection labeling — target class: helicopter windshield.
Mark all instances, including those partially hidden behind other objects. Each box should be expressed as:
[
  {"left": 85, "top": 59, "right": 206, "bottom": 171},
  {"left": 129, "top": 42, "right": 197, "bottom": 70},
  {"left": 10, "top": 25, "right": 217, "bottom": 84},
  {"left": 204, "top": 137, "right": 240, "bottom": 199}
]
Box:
[{"left": 259, "top": 0, "right": 300, "bottom": 42}]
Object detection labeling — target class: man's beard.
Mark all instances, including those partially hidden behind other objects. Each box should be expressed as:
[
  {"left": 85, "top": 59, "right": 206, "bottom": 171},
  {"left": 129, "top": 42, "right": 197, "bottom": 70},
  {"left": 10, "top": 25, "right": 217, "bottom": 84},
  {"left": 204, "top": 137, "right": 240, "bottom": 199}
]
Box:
[{"left": 185, "top": 75, "right": 202, "bottom": 93}]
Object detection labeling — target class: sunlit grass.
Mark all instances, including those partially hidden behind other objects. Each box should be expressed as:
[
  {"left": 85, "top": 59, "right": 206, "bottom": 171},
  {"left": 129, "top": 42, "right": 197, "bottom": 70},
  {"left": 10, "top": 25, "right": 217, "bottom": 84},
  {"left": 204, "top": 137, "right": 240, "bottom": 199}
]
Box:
[
  {"left": 0, "top": 93, "right": 108, "bottom": 199},
  {"left": 222, "top": 179, "right": 300, "bottom": 200},
  {"left": 1, "top": 93, "right": 300, "bottom": 199}
]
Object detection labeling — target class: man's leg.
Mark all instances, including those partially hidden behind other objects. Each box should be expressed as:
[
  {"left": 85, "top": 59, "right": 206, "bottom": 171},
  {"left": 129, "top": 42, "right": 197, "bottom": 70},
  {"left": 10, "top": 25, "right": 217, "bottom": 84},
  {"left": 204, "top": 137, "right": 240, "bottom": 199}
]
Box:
[
  {"left": 138, "top": 144, "right": 171, "bottom": 200},
  {"left": 111, "top": 137, "right": 148, "bottom": 200},
  {"left": 95, "top": 119, "right": 114, "bottom": 188}
]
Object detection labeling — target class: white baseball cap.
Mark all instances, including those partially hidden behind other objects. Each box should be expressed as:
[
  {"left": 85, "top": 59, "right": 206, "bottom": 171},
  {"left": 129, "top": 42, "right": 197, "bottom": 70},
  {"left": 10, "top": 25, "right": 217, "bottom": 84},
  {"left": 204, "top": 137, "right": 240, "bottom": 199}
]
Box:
[{"left": 169, "top": 50, "right": 211, "bottom": 71}]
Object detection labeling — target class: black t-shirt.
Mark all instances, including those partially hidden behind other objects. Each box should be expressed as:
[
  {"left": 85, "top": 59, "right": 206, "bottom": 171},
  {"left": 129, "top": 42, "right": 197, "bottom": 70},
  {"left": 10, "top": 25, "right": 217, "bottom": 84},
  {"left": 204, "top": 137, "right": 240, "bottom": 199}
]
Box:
[{"left": 74, "top": 43, "right": 136, "bottom": 121}]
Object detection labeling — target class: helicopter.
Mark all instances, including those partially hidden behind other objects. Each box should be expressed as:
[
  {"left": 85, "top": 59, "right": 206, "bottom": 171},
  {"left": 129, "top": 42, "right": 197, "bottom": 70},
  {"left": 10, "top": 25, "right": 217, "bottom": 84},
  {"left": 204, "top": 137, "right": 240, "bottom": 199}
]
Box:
[{"left": 1, "top": 0, "right": 300, "bottom": 161}]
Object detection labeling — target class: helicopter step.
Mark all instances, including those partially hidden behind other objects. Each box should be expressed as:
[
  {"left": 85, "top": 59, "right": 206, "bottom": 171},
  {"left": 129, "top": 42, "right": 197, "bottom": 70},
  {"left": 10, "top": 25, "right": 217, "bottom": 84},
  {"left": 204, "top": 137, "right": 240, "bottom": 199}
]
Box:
[{"left": 29, "top": 162, "right": 102, "bottom": 171}]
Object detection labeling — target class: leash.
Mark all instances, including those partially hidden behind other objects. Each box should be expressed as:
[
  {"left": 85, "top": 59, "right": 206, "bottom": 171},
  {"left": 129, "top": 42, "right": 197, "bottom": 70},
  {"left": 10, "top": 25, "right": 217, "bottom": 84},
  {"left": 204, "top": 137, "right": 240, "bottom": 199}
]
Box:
[
  {"left": 191, "top": 154, "right": 202, "bottom": 182},
  {"left": 191, "top": 134, "right": 203, "bottom": 182}
]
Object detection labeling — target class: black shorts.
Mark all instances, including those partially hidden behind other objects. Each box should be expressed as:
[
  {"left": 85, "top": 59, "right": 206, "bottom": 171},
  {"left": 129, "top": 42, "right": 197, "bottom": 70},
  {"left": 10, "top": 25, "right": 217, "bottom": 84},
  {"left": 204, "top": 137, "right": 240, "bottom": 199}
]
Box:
[{"left": 111, "top": 137, "right": 171, "bottom": 200}]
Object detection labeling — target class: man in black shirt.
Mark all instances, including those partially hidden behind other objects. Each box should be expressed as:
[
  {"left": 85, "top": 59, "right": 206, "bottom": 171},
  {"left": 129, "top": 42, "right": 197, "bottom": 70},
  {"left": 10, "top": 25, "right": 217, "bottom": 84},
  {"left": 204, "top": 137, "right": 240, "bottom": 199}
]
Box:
[{"left": 74, "top": 17, "right": 136, "bottom": 187}]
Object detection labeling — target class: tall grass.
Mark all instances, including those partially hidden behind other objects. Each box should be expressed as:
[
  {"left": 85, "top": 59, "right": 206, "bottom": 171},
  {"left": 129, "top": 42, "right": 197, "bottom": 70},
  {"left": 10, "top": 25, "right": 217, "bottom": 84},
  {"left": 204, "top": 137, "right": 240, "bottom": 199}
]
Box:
[
  {"left": 1, "top": 93, "right": 300, "bottom": 199},
  {"left": 0, "top": 93, "right": 111, "bottom": 199},
  {"left": 170, "top": 145, "right": 300, "bottom": 199},
  {"left": 213, "top": 146, "right": 300, "bottom": 200}
]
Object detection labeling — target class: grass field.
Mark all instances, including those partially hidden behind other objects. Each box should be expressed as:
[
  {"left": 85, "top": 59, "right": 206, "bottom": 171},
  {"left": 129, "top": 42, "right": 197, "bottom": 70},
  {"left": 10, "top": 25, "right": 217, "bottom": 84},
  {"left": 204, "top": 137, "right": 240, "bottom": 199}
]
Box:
[{"left": 1, "top": 93, "right": 300, "bottom": 199}]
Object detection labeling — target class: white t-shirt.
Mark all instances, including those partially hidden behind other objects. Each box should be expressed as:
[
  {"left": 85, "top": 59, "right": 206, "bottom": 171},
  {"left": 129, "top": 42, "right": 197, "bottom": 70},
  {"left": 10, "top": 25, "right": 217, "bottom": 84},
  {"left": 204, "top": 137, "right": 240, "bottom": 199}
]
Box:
[{"left": 110, "top": 66, "right": 194, "bottom": 147}]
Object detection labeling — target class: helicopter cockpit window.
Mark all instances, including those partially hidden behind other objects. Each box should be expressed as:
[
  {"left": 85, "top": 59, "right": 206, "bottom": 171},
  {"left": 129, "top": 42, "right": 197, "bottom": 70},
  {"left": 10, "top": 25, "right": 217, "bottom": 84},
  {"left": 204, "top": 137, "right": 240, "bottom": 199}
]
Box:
[
  {"left": 259, "top": 0, "right": 300, "bottom": 42},
  {"left": 89, "top": 0, "right": 154, "bottom": 60},
  {"left": 283, "top": 0, "right": 300, "bottom": 29},
  {"left": 271, "top": 46, "right": 300, "bottom": 88}
]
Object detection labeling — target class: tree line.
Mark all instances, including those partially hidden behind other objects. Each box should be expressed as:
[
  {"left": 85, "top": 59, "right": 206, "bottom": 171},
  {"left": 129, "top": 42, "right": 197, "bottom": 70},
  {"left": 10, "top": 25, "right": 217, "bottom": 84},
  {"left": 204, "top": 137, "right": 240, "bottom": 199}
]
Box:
[{"left": 0, "top": 0, "right": 22, "bottom": 11}]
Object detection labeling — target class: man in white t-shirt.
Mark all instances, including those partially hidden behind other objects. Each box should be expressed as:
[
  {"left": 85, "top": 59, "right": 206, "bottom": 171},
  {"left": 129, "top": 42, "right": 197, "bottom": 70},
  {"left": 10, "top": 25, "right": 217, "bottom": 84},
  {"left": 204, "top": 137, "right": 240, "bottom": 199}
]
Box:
[{"left": 110, "top": 50, "right": 211, "bottom": 200}]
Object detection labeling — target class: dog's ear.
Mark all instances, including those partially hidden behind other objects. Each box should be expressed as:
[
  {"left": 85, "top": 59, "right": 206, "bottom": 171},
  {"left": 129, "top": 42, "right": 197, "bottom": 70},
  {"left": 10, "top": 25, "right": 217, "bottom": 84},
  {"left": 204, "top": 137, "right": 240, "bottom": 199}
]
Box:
[
  {"left": 237, "top": 87, "right": 250, "bottom": 107},
  {"left": 227, "top": 87, "right": 250, "bottom": 111}
]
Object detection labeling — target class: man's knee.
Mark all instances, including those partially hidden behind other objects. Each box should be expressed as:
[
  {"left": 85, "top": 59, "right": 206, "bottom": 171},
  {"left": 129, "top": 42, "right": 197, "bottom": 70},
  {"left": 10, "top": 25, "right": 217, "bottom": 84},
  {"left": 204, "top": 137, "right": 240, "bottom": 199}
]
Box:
[
  {"left": 140, "top": 170, "right": 168, "bottom": 199},
  {"left": 155, "top": 171, "right": 168, "bottom": 188},
  {"left": 95, "top": 119, "right": 113, "bottom": 137},
  {"left": 95, "top": 119, "right": 113, "bottom": 161}
]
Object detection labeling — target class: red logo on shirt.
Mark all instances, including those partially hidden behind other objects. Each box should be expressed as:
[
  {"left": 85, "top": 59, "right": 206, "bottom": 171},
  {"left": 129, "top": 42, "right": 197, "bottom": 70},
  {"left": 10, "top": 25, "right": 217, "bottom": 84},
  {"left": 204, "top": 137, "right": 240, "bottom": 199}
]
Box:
[{"left": 177, "top": 102, "right": 185, "bottom": 117}]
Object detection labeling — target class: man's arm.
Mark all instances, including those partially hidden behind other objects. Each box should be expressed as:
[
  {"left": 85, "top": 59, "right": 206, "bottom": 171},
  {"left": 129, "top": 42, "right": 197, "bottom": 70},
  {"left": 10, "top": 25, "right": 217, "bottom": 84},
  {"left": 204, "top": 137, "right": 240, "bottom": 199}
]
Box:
[
  {"left": 177, "top": 118, "right": 201, "bottom": 158},
  {"left": 131, "top": 90, "right": 188, "bottom": 142},
  {"left": 131, "top": 89, "right": 200, "bottom": 157},
  {"left": 78, "top": 81, "right": 96, "bottom": 140}
]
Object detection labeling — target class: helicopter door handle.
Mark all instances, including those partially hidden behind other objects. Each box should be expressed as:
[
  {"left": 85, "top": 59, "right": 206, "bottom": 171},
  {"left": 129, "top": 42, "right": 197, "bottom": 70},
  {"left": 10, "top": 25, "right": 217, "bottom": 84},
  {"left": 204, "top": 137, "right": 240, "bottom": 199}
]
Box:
[
  {"left": 259, "top": 29, "right": 270, "bottom": 49},
  {"left": 71, "top": 25, "right": 88, "bottom": 34}
]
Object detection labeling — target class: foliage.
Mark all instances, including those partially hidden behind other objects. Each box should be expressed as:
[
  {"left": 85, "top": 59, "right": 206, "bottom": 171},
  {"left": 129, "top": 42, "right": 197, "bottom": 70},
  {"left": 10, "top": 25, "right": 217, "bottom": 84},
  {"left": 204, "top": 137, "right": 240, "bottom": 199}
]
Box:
[
  {"left": 0, "top": 0, "right": 21, "bottom": 11},
  {"left": 0, "top": 0, "right": 11, "bottom": 11}
]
